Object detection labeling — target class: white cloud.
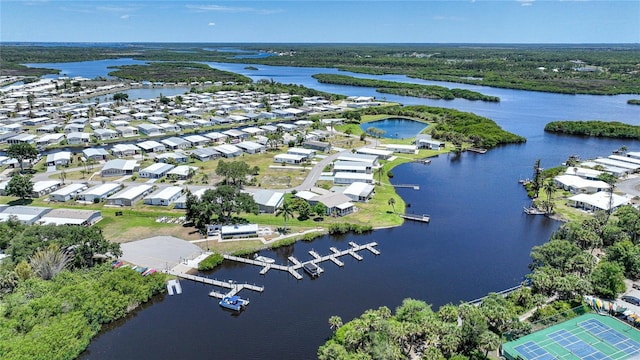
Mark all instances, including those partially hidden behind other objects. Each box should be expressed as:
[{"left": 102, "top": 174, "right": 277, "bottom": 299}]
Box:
[
  {"left": 517, "top": 0, "right": 534, "bottom": 6},
  {"left": 186, "top": 4, "right": 282, "bottom": 15},
  {"left": 208, "top": 22, "right": 216, "bottom": 26},
  {"left": 121, "top": 14, "right": 130, "bottom": 19}
]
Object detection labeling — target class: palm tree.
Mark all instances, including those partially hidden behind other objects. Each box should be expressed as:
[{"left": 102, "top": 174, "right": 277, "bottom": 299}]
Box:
[
  {"left": 478, "top": 331, "right": 501, "bottom": 357},
  {"left": 29, "top": 244, "right": 70, "bottom": 280},
  {"left": 388, "top": 197, "right": 396, "bottom": 213},
  {"left": 275, "top": 200, "right": 295, "bottom": 233},
  {"left": 542, "top": 179, "right": 555, "bottom": 214},
  {"left": 328, "top": 315, "right": 343, "bottom": 331}
]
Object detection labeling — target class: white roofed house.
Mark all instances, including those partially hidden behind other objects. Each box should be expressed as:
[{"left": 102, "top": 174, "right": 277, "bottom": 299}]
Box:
[
  {"left": 36, "top": 133, "right": 65, "bottom": 146},
  {"left": 49, "top": 183, "right": 88, "bottom": 202},
  {"left": 77, "top": 183, "right": 122, "bottom": 203},
  {"left": 106, "top": 184, "right": 154, "bottom": 206},
  {"left": 182, "top": 134, "right": 210, "bottom": 147},
  {"left": 252, "top": 189, "right": 284, "bottom": 214},
  {"left": 343, "top": 182, "right": 375, "bottom": 203},
  {"left": 158, "top": 123, "right": 181, "bottom": 133},
  {"left": 336, "top": 153, "right": 379, "bottom": 167},
  {"left": 302, "top": 140, "right": 331, "bottom": 153},
  {"left": 137, "top": 140, "right": 166, "bottom": 153},
  {"left": 415, "top": 134, "right": 445, "bottom": 150},
  {"left": 385, "top": 144, "right": 418, "bottom": 154},
  {"left": 236, "top": 141, "right": 265, "bottom": 154},
  {"left": 93, "top": 128, "right": 118, "bottom": 141},
  {"left": 45, "top": 151, "right": 71, "bottom": 167},
  {"left": 274, "top": 153, "right": 305, "bottom": 164},
  {"left": 564, "top": 167, "right": 604, "bottom": 181},
  {"left": 190, "top": 148, "right": 220, "bottom": 162},
  {"left": 334, "top": 161, "right": 372, "bottom": 174},
  {"left": 334, "top": 172, "right": 374, "bottom": 185},
  {"left": 7, "top": 133, "right": 36, "bottom": 145},
  {"left": 567, "top": 192, "right": 630, "bottom": 212},
  {"left": 65, "top": 132, "right": 91, "bottom": 145},
  {"left": 161, "top": 136, "right": 191, "bottom": 150},
  {"left": 553, "top": 175, "right": 610, "bottom": 194},
  {"left": 355, "top": 147, "right": 393, "bottom": 160},
  {"left": 315, "top": 192, "right": 355, "bottom": 217},
  {"left": 137, "top": 123, "right": 163, "bottom": 136},
  {"left": 241, "top": 127, "right": 265, "bottom": 137},
  {"left": 204, "top": 132, "right": 228, "bottom": 144},
  {"left": 167, "top": 165, "right": 198, "bottom": 180},
  {"left": 287, "top": 147, "right": 316, "bottom": 160},
  {"left": 213, "top": 144, "right": 243, "bottom": 158},
  {"left": 222, "top": 129, "right": 249, "bottom": 142},
  {"left": 31, "top": 180, "right": 61, "bottom": 197},
  {"left": 101, "top": 159, "right": 139, "bottom": 177},
  {"left": 83, "top": 148, "right": 109, "bottom": 161},
  {"left": 115, "top": 126, "right": 139, "bottom": 138},
  {"left": 0, "top": 206, "right": 51, "bottom": 225},
  {"left": 156, "top": 152, "right": 189, "bottom": 164},
  {"left": 64, "top": 123, "right": 84, "bottom": 133},
  {"left": 139, "top": 163, "right": 175, "bottom": 179},
  {"left": 38, "top": 208, "right": 102, "bottom": 226},
  {"left": 111, "top": 144, "right": 141, "bottom": 157},
  {"left": 144, "top": 186, "right": 183, "bottom": 206}
]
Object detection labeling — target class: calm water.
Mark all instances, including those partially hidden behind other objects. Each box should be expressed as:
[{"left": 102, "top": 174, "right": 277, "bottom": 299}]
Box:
[
  {"left": 361, "top": 118, "right": 428, "bottom": 139},
  {"left": 27, "top": 58, "right": 640, "bottom": 359}
]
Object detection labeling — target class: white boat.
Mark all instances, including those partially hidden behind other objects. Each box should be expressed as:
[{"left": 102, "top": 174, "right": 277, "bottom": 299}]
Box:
[{"left": 254, "top": 255, "right": 275, "bottom": 264}]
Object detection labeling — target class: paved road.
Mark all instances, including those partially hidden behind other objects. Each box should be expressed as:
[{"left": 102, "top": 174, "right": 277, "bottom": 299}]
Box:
[{"left": 614, "top": 174, "right": 640, "bottom": 197}]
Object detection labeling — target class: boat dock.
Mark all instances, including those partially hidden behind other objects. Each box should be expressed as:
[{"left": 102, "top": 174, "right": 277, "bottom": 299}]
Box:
[
  {"left": 166, "top": 279, "right": 182, "bottom": 295},
  {"left": 413, "top": 158, "right": 432, "bottom": 165},
  {"left": 392, "top": 184, "right": 420, "bottom": 190},
  {"left": 399, "top": 213, "right": 431, "bottom": 223},
  {"left": 166, "top": 271, "right": 264, "bottom": 299},
  {"left": 467, "top": 147, "right": 488, "bottom": 154},
  {"left": 222, "top": 242, "right": 380, "bottom": 279}
]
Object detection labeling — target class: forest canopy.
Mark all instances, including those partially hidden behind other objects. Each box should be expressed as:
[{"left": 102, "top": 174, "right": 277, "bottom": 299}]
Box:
[{"left": 544, "top": 120, "right": 640, "bottom": 139}]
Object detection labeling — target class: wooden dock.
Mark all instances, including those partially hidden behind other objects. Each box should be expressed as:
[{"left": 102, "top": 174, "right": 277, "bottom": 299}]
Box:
[
  {"left": 166, "top": 271, "right": 264, "bottom": 299},
  {"left": 222, "top": 242, "right": 380, "bottom": 279},
  {"left": 467, "top": 147, "right": 488, "bottom": 154},
  {"left": 392, "top": 184, "right": 420, "bottom": 190},
  {"left": 399, "top": 213, "right": 431, "bottom": 223}
]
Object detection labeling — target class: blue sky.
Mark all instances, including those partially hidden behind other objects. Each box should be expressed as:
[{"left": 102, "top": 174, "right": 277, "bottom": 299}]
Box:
[{"left": 2, "top": 0, "right": 639, "bottom": 43}]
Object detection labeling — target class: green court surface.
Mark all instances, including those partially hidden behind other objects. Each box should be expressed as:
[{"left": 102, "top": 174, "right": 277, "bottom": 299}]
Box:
[{"left": 502, "top": 313, "right": 640, "bottom": 360}]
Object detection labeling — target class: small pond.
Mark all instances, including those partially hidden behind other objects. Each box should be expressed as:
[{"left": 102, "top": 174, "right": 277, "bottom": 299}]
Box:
[{"left": 360, "top": 118, "right": 428, "bottom": 139}]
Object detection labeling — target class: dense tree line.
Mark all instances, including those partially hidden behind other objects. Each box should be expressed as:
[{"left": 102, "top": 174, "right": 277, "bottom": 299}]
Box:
[
  {"left": 319, "top": 294, "right": 534, "bottom": 359},
  {"left": 628, "top": 100, "right": 640, "bottom": 105},
  {"left": 545, "top": 120, "right": 640, "bottom": 139},
  {"left": 0, "top": 265, "right": 165, "bottom": 360},
  {"left": 199, "top": 78, "right": 346, "bottom": 101},
  {"left": 0, "top": 221, "right": 163, "bottom": 360},
  {"left": 107, "top": 62, "right": 251, "bottom": 84},
  {"left": 4, "top": 44, "right": 640, "bottom": 94},
  {"left": 358, "top": 105, "right": 525, "bottom": 148},
  {"left": 312, "top": 74, "right": 500, "bottom": 102}
]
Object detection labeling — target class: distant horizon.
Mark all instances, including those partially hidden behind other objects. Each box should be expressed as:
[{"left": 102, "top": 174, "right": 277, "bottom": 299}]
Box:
[
  {"left": 2, "top": 1, "right": 638, "bottom": 44},
  {"left": 2, "top": 41, "right": 639, "bottom": 46}
]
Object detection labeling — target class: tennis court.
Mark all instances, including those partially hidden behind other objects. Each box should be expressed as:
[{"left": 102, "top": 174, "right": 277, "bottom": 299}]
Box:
[{"left": 502, "top": 313, "right": 640, "bottom": 360}]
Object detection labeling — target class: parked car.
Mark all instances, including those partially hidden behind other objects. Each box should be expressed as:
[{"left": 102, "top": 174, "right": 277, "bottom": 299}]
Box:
[
  {"left": 633, "top": 283, "right": 640, "bottom": 290},
  {"left": 621, "top": 295, "right": 640, "bottom": 305}
]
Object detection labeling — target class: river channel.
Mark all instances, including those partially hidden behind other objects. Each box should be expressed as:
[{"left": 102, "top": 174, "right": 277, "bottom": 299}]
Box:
[{"left": 22, "top": 57, "right": 640, "bottom": 359}]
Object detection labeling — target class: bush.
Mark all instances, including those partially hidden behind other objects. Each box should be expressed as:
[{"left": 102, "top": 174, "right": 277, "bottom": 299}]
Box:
[
  {"left": 328, "top": 223, "right": 373, "bottom": 235},
  {"left": 197, "top": 253, "right": 224, "bottom": 271}
]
